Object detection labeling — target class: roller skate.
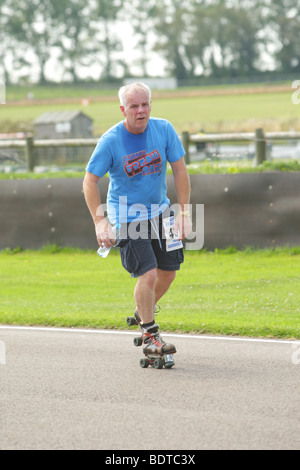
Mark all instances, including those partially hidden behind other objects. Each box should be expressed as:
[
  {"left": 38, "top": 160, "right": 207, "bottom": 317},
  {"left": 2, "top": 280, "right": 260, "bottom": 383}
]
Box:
[
  {"left": 126, "top": 308, "right": 176, "bottom": 369},
  {"left": 141, "top": 324, "right": 176, "bottom": 369},
  {"left": 126, "top": 308, "right": 142, "bottom": 328},
  {"left": 126, "top": 305, "right": 160, "bottom": 327}
]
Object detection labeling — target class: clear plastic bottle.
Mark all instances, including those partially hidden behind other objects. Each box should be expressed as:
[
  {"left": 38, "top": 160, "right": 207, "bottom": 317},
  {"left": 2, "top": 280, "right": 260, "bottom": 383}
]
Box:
[{"left": 97, "top": 223, "right": 121, "bottom": 258}]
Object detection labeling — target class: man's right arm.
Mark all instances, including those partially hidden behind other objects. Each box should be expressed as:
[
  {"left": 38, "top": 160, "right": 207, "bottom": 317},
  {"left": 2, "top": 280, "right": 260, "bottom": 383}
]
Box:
[
  {"left": 83, "top": 171, "right": 103, "bottom": 225},
  {"left": 83, "top": 171, "right": 114, "bottom": 248}
]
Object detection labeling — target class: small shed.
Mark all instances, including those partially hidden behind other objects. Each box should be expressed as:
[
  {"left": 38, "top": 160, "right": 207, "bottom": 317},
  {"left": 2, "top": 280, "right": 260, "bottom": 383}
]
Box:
[{"left": 34, "top": 110, "right": 93, "bottom": 139}]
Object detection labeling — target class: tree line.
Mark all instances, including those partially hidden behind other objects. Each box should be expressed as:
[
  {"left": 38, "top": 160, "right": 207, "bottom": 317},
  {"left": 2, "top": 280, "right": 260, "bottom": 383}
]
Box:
[{"left": 0, "top": 0, "right": 299, "bottom": 85}]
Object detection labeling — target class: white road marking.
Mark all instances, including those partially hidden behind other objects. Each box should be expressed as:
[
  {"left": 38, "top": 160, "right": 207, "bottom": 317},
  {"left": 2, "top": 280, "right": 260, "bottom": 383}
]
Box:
[{"left": 0, "top": 324, "right": 299, "bottom": 345}]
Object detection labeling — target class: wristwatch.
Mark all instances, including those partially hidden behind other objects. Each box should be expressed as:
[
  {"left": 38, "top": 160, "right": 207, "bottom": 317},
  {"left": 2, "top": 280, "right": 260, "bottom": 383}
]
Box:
[{"left": 179, "top": 210, "right": 191, "bottom": 217}]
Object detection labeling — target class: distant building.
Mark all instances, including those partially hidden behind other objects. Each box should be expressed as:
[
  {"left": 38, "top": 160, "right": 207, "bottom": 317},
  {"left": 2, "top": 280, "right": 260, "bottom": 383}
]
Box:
[
  {"left": 33, "top": 111, "right": 94, "bottom": 167},
  {"left": 124, "top": 77, "right": 178, "bottom": 90},
  {"left": 34, "top": 110, "right": 93, "bottom": 139}
]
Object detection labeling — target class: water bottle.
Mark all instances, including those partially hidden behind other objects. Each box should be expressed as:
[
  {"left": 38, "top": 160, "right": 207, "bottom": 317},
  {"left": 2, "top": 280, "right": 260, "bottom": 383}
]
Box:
[{"left": 97, "top": 223, "right": 121, "bottom": 258}]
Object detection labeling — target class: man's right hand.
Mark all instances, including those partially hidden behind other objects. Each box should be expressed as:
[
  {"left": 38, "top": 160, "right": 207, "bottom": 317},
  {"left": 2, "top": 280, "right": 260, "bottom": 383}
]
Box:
[{"left": 95, "top": 218, "right": 116, "bottom": 248}]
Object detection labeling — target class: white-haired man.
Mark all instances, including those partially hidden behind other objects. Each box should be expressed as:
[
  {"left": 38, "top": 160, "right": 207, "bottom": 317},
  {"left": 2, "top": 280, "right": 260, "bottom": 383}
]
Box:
[{"left": 83, "top": 82, "right": 191, "bottom": 363}]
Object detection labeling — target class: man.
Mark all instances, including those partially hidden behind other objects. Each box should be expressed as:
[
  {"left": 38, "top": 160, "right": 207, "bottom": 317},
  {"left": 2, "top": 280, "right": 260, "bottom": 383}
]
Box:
[{"left": 83, "top": 82, "right": 191, "bottom": 359}]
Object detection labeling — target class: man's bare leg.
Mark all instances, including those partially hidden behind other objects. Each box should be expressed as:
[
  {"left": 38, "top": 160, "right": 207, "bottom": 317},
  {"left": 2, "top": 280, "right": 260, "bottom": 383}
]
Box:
[
  {"left": 134, "top": 268, "right": 157, "bottom": 324},
  {"left": 134, "top": 269, "right": 176, "bottom": 323},
  {"left": 155, "top": 269, "right": 176, "bottom": 304},
  {"left": 133, "top": 268, "right": 177, "bottom": 359}
]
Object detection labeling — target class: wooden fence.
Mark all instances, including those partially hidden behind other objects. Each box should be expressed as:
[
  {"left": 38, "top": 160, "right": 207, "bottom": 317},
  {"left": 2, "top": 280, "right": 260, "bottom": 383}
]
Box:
[
  {"left": 0, "top": 137, "right": 98, "bottom": 171},
  {"left": 1, "top": 129, "right": 300, "bottom": 171},
  {"left": 182, "top": 129, "right": 300, "bottom": 165}
]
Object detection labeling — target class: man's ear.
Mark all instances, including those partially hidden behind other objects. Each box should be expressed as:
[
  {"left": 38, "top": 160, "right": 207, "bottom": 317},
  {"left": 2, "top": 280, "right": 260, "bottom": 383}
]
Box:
[{"left": 120, "top": 105, "right": 126, "bottom": 116}]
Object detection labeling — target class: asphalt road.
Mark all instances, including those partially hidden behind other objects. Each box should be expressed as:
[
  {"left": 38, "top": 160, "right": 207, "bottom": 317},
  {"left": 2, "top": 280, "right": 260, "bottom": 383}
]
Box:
[{"left": 0, "top": 326, "right": 299, "bottom": 450}]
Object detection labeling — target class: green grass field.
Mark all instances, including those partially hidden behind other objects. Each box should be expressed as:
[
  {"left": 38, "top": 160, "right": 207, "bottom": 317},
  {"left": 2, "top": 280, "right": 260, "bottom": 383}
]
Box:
[
  {"left": 1, "top": 83, "right": 299, "bottom": 134},
  {"left": 1, "top": 247, "right": 299, "bottom": 339}
]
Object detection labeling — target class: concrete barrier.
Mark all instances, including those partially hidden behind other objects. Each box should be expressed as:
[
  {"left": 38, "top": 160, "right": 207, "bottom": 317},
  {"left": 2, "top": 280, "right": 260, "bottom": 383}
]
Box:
[{"left": 0, "top": 173, "right": 299, "bottom": 250}]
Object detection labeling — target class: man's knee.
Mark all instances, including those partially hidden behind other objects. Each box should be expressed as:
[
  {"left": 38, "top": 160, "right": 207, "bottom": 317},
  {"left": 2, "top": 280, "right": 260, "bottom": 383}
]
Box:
[
  {"left": 140, "top": 268, "right": 157, "bottom": 289},
  {"left": 158, "top": 269, "right": 176, "bottom": 284}
]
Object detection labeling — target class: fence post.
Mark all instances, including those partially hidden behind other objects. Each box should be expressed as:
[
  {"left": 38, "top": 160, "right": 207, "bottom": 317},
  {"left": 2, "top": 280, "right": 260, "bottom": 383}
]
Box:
[
  {"left": 25, "top": 135, "right": 35, "bottom": 171},
  {"left": 181, "top": 131, "right": 190, "bottom": 164},
  {"left": 254, "top": 128, "right": 266, "bottom": 166}
]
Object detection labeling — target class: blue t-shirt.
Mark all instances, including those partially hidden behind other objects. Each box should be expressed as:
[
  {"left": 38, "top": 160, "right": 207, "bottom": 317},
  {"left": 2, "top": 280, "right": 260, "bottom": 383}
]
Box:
[{"left": 86, "top": 117, "right": 185, "bottom": 223}]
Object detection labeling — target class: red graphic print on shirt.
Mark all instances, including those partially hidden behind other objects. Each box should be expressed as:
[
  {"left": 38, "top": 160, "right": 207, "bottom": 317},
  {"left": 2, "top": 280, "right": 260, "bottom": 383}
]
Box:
[{"left": 123, "top": 149, "right": 162, "bottom": 177}]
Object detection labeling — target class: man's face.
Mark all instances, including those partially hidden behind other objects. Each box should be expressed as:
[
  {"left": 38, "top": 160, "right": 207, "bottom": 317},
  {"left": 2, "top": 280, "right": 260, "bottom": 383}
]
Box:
[{"left": 120, "top": 89, "right": 151, "bottom": 135}]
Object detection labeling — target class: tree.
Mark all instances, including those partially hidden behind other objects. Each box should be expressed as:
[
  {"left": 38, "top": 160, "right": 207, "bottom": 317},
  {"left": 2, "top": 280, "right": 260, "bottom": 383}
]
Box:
[
  {"left": 191, "top": 0, "right": 264, "bottom": 78},
  {"left": 53, "top": 0, "right": 97, "bottom": 82},
  {"left": 122, "top": 0, "right": 159, "bottom": 77},
  {"left": 151, "top": 0, "right": 264, "bottom": 80},
  {"left": 93, "top": 0, "right": 124, "bottom": 80},
  {"left": 5, "top": 0, "right": 62, "bottom": 84},
  {"left": 217, "top": 5, "right": 262, "bottom": 75},
  {"left": 265, "top": 0, "right": 300, "bottom": 72},
  {"left": 0, "top": 0, "right": 12, "bottom": 83},
  {"left": 187, "top": 0, "right": 222, "bottom": 77},
  {"left": 1, "top": 0, "right": 297, "bottom": 84},
  {"left": 153, "top": 0, "right": 196, "bottom": 80}
]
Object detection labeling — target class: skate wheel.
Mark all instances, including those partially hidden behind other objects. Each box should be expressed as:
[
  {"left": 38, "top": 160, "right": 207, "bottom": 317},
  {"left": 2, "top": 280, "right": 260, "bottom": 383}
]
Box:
[
  {"left": 140, "top": 358, "right": 150, "bottom": 368},
  {"left": 133, "top": 336, "right": 143, "bottom": 347},
  {"left": 164, "top": 362, "right": 175, "bottom": 369},
  {"left": 127, "top": 316, "right": 138, "bottom": 326},
  {"left": 164, "top": 354, "right": 175, "bottom": 369},
  {"left": 153, "top": 358, "right": 164, "bottom": 369}
]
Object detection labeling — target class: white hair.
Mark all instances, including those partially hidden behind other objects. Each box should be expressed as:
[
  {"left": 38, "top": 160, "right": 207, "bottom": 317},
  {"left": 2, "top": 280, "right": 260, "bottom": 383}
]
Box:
[{"left": 118, "top": 82, "right": 151, "bottom": 107}]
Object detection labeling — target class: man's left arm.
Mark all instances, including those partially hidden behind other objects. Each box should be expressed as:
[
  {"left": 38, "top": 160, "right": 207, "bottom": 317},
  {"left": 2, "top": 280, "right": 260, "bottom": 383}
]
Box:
[{"left": 170, "top": 157, "right": 192, "bottom": 240}]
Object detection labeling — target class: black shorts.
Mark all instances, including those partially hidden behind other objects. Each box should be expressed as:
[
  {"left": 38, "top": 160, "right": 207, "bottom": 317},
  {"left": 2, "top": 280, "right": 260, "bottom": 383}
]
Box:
[{"left": 117, "top": 211, "right": 184, "bottom": 278}]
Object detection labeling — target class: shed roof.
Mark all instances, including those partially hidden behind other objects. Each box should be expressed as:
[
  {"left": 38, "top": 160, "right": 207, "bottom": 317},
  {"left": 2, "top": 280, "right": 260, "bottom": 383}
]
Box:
[{"left": 34, "top": 110, "right": 92, "bottom": 125}]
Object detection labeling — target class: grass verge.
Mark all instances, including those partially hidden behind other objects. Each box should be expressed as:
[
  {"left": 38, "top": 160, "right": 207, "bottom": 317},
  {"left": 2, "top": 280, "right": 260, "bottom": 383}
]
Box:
[
  {"left": 0, "top": 246, "right": 299, "bottom": 339},
  {"left": 1, "top": 159, "right": 300, "bottom": 180}
]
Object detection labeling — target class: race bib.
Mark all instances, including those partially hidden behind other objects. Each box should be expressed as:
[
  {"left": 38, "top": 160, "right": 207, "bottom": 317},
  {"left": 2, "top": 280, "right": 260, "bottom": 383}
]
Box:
[{"left": 163, "top": 216, "right": 183, "bottom": 252}]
